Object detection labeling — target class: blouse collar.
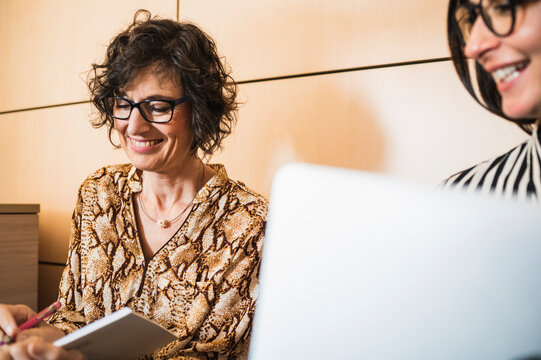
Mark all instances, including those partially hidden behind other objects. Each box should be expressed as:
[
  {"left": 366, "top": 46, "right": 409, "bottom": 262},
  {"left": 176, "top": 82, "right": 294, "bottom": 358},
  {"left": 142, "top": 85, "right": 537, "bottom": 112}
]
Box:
[{"left": 126, "top": 163, "right": 228, "bottom": 205}]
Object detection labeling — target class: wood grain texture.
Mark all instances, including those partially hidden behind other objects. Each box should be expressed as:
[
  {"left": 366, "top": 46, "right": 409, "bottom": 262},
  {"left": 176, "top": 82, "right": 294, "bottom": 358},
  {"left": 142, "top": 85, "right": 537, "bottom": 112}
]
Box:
[
  {"left": 0, "top": 214, "right": 39, "bottom": 310},
  {"left": 211, "top": 61, "right": 527, "bottom": 196},
  {"left": 0, "top": 105, "right": 128, "bottom": 264},
  {"left": 0, "top": 0, "right": 527, "bottom": 307},
  {"left": 38, "top": 264, "right": 64, "bottom": 311},
  {"left": 180, "top": 0, "right": 450, "bottom": 81},
  {"left": 0, "top": 204, "right": 40, "bottom": 214},
  {"left": 0, "top": 0, "right": 177, "bottom": 112},
  {"left": 0, "top": 62, "right": 528, "bottom": 265}
]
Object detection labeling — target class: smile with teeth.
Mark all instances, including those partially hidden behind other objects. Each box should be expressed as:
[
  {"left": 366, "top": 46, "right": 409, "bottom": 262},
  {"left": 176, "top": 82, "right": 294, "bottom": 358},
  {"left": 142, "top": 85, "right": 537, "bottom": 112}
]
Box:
[
  {"left": 492, "top": 61, "right": 529, "bottom": 83},
  {"left": 129, "top": 138, "right": 163, "bottom": 148}
]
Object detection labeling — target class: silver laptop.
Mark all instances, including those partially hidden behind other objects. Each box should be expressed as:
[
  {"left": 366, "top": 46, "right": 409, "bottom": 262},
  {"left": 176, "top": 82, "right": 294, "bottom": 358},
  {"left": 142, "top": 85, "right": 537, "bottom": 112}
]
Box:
[{"left": 249, "top": 162, "right": 541, "bottom": 360}]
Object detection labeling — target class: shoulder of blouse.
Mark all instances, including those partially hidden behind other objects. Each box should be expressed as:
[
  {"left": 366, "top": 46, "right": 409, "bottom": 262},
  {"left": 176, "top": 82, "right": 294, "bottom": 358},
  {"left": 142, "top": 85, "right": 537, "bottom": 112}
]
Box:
[
  {"left": 206, "top": 163, "right": 269, "bottom": 215},
  {"left": 223, "top": 177, "right": 269, "bottom": 219},
  {"left": 441, "top": 136, "right": 532, "bottom": 189},
  {"left": 75, "top": 163, "right": 134, "bottom": 203},
  {"left": 84, "top": 163, "right": 133, "bottom": 181}
]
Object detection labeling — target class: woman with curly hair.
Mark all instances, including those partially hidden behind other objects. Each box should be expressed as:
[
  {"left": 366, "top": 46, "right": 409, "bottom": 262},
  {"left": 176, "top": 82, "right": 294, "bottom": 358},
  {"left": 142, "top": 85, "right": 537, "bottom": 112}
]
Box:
[
  {"left": 0, "top": 9, "right": 267, "bottom": 360},
  {"left": 442, "top": 0, "right": 541, "bottom": 199}
]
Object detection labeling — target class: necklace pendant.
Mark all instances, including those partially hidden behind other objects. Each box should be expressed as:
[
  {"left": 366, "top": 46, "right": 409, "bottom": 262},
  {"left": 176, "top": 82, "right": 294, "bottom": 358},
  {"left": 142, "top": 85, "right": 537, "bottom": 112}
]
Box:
[{"left": 157, "top": 219, "right": 170, "bottom": 228}]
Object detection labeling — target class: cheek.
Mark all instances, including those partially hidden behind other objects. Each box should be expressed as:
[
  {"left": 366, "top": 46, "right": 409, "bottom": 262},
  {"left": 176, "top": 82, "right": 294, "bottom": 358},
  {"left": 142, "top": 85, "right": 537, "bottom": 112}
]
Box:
[
  {"left": 169, "top": 111, "right": 194, "bottom": 139},
  {"left": 515, "top": 9, "right": 541, "bottom": 54},
  {"left": 113, "top": 119, "right": 127, "bottom": 134},
  {"left": 113, "top": 121, "right": 129, "bottom": 147}
]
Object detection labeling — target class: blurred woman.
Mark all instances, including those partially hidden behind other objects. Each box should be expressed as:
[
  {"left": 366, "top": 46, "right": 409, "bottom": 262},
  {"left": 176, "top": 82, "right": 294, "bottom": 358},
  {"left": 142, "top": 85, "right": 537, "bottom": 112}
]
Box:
[
  {"left": 442, "top": 0, "right": 541, "bottom": 199},
  {"left": 0, "top": 9, "right": 267, "bottom": 360}
]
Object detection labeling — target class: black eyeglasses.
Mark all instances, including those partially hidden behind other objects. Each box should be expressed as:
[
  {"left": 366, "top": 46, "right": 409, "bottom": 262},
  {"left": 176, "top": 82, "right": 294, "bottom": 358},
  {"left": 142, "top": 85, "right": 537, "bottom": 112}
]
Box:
[
  {"left": 104, "top": 96, "right": 188, "bottom": 123},
  {"left": 453, "top": 0, "right": 529, "bottom": 45}
]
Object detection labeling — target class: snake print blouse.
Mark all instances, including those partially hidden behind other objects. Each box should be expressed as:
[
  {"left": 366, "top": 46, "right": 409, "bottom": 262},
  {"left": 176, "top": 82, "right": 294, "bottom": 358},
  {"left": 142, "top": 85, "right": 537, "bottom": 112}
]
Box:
[{"left": 47, "top": 163, "right": 268, "bottom": 359}]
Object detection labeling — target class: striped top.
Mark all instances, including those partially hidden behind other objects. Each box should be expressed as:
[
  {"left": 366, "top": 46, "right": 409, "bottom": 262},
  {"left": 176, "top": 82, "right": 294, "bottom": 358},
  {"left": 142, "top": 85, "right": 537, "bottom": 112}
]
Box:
[{"left": 441, "top": 127, "right": 541, "bottom": 201}]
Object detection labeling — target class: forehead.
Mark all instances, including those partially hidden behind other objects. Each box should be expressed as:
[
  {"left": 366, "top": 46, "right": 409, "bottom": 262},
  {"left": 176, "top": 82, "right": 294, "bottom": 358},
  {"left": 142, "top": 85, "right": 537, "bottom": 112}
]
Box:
[
  {"left": 121, "top": 65, "right": 183, "bottom": 96},
  {"left": 457, "top": 0, "right": 507, "bottom": 7},
  {"left": 460, "top": 0, "right": 514, "bottom": 5}
]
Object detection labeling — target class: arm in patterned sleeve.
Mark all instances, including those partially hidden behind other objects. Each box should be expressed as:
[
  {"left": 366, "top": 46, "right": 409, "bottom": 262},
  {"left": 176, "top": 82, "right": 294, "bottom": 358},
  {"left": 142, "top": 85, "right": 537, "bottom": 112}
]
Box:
[
  {"left": 230, "top": 228, "right": 265, "bottom": 358},
  {"left": 207, "top": 225, "right": 265, "bottom": 358},
  {"left": 46, "top": 184, "right": 88, "bottom": 333},
  {"left": 168, "top": 203, "right": 267, "bottom": 360}
]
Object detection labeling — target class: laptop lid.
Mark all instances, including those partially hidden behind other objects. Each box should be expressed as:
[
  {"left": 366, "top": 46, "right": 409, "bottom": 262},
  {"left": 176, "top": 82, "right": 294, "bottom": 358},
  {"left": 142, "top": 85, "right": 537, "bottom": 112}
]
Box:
[{"left": 249, "top": 162, "right": 541, "bottom": 360}]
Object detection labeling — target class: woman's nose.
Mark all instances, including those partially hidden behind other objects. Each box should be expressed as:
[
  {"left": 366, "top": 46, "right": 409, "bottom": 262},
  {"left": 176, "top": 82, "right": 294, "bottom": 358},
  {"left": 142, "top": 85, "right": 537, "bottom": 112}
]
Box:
[
  {"left": 464, "top": 17, "right": 500, "bottom": 60},
  {"left": 127, "top": 107, "right": 151, "bottom": 133}
]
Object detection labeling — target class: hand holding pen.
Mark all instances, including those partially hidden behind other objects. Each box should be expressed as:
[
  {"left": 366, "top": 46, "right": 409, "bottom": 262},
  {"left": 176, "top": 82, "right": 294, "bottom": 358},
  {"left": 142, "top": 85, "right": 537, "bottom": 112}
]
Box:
[
  {"left": 0, "top": 302, "right": 61, "bottom": 346},
  {"left": 0, "top": 302, "right": 85, "bottom": 360}
]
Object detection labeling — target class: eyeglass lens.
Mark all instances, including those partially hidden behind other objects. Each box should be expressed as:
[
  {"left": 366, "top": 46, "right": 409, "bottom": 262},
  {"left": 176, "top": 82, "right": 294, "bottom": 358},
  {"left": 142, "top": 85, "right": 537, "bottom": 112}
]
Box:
[
  {"left": 113, "top": 98, "right": 174, "bottom": 123},
  {"left": 455, "top": 0, "right": 515, "bottom": 43}
]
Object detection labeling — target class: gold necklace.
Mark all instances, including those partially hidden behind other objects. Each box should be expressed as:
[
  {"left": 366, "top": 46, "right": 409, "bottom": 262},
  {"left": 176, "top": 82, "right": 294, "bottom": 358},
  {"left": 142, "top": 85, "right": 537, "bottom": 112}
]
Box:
[{"left": 138, "top": 164, "right": 205, "bottom": 229}]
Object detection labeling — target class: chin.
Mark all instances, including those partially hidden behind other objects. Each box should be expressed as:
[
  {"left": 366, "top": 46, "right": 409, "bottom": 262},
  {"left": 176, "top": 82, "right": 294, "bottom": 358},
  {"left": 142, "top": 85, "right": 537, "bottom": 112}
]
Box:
[
  {"left": 132, "top": 161, "right": 158, "bottom": 171},
  {"left": 125, "top": 156, "right": 153, "bottom": 171},
  {"left": 502, "top": 100, "right": 541, "bottom": 120}
]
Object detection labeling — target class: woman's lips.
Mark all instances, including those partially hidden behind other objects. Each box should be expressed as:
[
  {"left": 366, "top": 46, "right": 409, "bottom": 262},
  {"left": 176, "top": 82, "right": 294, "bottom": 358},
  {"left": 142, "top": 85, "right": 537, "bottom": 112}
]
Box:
[
  {"left": 128, "top": 138, "right": 163, "bottom": 152},
  {"left": 491, "top": 60, "right": 529, "bottom": 84}
]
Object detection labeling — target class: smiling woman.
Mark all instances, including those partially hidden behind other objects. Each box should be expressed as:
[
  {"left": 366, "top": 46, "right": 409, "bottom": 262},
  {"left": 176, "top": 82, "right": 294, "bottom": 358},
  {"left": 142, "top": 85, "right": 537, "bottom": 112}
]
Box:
[
  {"left": 110, "top": 66, "right": 196, "bottom": 177},
  {"left": 0, "top": 9, "right": 267, "bottom": 360},
  {"left": 442, "top": 0, "right": 541, "bottom": 199}
]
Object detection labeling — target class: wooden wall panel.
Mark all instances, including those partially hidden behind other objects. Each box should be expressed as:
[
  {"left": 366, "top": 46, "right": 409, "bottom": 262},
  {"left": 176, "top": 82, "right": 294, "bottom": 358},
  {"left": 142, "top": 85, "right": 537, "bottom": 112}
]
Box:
[
  {"left": 1, "top": 0, "right": 527, "bottom": 310},
  {"left": 0, "top": 214, "right": 38, "bottom": 310},
  {"left": 0, "top": 63, "right": 527, "bottom": 265},
  {"left": 180, "top": 0, "right": 450, "bottom": 81},
  {"left": 0, "top": 105, "right": 128, "bottom": 264},
  {"left": 211, "top": 61, "right": 527, "bottom": 197},
  {"left": 38, "top": 264, "right": 64, "bottom": 311},
  {"left": 0, "top": 1, "right": 176, "bottom": 112}
]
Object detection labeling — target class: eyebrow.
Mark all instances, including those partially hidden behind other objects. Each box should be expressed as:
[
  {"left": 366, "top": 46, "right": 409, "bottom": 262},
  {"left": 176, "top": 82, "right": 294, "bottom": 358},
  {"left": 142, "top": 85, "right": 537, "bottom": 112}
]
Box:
[
  {"left": 145, "top": 95, "right": 178, "bottom": 101},
  {"left": 115, "top": 92, "right": 180, "bottom": 101}
]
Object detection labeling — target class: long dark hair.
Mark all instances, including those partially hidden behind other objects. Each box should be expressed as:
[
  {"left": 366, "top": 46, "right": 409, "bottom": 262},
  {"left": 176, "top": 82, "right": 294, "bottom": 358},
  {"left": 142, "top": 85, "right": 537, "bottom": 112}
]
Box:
[
  {"left": 88, "top": 9, "right": 238, "bottom": 156},
  {"left": 447, "top": 0, "right": 536, "bottom": 134}
]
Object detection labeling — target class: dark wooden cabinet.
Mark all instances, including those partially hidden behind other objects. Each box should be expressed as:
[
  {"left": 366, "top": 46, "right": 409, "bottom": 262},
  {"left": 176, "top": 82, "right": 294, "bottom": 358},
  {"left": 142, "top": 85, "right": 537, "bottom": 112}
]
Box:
[{"left": 0, "top": 204, "right": 39, "bottom": 311}]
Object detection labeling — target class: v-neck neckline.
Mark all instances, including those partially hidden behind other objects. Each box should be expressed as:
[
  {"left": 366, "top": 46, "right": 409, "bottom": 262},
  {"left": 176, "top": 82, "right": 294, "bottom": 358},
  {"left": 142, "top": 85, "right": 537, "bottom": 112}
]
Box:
[{"left": 125, "top": 163, "right": 229, "bottom": 267}]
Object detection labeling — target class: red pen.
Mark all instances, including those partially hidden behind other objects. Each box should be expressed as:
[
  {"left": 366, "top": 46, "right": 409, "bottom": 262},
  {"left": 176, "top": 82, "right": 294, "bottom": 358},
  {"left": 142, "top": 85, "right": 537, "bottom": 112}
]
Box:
[{"left": 0, "top": 301, "right": 61, "bottom": 345}]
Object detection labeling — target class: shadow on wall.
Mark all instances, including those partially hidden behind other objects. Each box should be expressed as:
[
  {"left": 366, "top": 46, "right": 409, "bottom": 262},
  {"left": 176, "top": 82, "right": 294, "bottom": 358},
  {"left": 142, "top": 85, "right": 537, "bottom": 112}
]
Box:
[
  {"left": 277, "top": 82, "right": 386, "bottom": 171},
  {"left": 38, "top": 209, "right": 73, "bottom": 262},
  {"left": 215, "top": 78, "right": 386, "bottom": 196}
]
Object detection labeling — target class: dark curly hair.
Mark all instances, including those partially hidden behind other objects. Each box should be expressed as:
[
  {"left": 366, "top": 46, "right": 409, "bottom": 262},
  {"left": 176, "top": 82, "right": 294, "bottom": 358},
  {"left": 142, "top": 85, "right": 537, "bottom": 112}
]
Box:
[
  {"left": 88, "top": 9, "right": 238, "bottom": 156},
  {"left": 447, "top": 0, "right": 536, "bottom": 134}
]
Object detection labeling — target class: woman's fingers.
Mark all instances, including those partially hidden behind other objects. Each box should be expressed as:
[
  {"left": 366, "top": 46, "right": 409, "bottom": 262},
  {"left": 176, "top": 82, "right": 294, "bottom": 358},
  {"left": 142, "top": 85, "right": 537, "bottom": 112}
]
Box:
[
  {"left": 0, "top": 345, "right": 13, "bottom": 360},
  {"left": 0, "top": 305, "right": 34, "bottom": 339},
  {"left": 28, "top": 337, "right": 85, "bottom": 360},
  {"left": 16, "top": 328, "right": 64, "bottom": 344},
  {"left": 0, "top": 336, "right": 84, "bottom": 360},
  {"left": 0, "top": 306, "right": 18, "bottom": 338},
  {"left": 5, "top": 342, "right": 33, "bottom": 360},
  {"left": 1, "top": 306, "right": 34, "bottom": 325}
]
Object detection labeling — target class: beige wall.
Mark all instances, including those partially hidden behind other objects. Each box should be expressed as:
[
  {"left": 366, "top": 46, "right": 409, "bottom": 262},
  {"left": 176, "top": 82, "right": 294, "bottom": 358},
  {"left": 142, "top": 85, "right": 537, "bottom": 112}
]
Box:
[{"left": 0, "top": 1, "right": 528, "bottom": 309}]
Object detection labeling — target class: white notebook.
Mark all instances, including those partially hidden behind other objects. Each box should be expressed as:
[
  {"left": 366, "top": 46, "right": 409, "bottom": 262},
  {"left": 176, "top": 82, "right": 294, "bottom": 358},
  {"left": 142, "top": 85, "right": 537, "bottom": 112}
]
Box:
[{"left": 54, "top": 308, "right": 177, "bottom": 360}]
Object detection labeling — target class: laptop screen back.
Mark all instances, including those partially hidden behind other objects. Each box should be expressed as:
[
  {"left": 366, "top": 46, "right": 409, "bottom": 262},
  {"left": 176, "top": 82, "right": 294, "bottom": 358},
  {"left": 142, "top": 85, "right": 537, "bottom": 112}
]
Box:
[{"left": 249, "top": 163, "right": 541, "bottom": 360}]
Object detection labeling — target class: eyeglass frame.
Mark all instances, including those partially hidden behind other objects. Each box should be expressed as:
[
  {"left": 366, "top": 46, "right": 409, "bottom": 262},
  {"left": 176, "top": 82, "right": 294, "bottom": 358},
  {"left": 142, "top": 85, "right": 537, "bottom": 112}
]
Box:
[
  {"left": 452, "top": 0, "right": 519, "bottom": 46},
  {"left": 104, "top": 95, "right": 189, "bottom": 124}
]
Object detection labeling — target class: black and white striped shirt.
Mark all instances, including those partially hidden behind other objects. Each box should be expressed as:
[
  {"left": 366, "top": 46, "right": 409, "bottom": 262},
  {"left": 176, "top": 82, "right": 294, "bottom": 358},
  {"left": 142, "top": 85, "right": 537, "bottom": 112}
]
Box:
[{"left": 442, "top": 128, "right": 541, "bottom": 201}]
